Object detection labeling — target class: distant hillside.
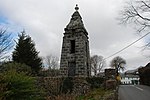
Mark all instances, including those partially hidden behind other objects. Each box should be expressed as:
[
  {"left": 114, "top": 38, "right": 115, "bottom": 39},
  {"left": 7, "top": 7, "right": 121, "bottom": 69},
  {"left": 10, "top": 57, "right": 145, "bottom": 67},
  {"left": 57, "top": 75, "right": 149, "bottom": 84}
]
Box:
[{"left": 125, "top": 66, "right": 143, "bottom": 75}]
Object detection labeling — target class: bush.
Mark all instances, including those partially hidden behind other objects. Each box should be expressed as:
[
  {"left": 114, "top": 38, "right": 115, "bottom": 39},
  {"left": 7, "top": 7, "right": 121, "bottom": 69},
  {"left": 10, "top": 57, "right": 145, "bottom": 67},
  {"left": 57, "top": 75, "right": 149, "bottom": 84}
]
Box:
[
  {"left": 0, "top": 62, "right": 45, "bottom": 100},
  {"left": 86, "top": 77, "right": 104, "bottom": 89},
  {"left": 0, "top": 62, "right": 32, "bottom": 75},
  {"left": 0, "top": 70, "right": 45, "bottom": 100}
]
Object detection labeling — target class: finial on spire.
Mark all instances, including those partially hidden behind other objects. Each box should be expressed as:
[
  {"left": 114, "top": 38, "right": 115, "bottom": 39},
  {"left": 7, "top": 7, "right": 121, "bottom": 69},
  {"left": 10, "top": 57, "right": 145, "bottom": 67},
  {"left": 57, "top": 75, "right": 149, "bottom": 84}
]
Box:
[{"left": 75, "top": 4, "right": 79, "bottom": 11}]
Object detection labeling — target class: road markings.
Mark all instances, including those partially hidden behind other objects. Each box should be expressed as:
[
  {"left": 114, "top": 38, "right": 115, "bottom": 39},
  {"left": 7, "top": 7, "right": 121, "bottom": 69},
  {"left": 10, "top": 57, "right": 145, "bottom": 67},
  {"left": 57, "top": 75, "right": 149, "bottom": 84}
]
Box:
[{"left": 135, "top": 86, "right": 143, "bottom": 91}]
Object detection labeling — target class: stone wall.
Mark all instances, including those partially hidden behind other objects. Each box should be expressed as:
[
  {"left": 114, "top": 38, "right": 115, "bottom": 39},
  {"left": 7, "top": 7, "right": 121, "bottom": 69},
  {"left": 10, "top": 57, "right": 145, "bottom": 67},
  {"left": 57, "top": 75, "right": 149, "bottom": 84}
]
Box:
[
  {"left": 37, "top": 77, "right": 63, "bottom": 96},
  {"left": 105, "top": 69, "right": 116, "bottom": 80},
  {"left": 37, "top": 76, "right": 104, "bottom": 97},
  {"left": 37, "top": 77, "right": 89, "bottom": 95},
  {"left": 105, "top": 69, "right": 116, "bottom": 89},
  {"left": 72, "top": 77, "right": 90, "bottom": 96}
]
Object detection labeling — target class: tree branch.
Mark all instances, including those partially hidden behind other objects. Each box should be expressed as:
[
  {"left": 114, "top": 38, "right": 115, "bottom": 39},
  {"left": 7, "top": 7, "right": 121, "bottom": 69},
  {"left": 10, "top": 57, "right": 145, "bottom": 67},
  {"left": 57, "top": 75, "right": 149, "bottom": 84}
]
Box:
[{"left": 141, "top": 1, "right": 150, "bottom": 8}]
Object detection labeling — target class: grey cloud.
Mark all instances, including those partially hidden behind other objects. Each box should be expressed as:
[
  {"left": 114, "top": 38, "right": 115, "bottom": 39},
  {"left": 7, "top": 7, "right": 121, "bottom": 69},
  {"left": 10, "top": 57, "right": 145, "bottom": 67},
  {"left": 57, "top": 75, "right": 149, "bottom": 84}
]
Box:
[{"left": 0, "top": 0, "right": 149, "bottom": 69}]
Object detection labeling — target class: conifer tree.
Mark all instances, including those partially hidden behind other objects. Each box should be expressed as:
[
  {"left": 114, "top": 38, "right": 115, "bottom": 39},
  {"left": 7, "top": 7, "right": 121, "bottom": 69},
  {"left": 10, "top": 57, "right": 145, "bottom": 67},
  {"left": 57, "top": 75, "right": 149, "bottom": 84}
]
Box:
[{"left": 12, "top": 31, "right": 42, "bottom": 75}]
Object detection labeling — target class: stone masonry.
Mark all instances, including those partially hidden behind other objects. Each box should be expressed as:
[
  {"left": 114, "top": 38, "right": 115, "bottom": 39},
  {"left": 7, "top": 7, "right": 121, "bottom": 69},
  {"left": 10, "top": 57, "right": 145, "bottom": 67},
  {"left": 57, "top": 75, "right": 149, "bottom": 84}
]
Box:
[{"left": 60, "top": 5, "right": 91, "bottom": 77}]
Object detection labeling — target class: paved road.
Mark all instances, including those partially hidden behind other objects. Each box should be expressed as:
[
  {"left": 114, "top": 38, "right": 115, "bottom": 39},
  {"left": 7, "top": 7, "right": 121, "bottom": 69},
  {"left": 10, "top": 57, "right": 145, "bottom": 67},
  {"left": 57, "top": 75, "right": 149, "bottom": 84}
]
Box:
[{"left": 119, "top": 85, "right": 150, "bottom": 100}]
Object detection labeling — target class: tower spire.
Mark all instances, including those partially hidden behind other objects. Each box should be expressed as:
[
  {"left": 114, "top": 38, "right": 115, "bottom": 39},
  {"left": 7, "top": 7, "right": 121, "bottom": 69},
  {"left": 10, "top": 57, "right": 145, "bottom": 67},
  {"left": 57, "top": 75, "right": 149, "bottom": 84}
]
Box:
[{"left": 65, "top": 4, "right": 88, "bottom": 33}]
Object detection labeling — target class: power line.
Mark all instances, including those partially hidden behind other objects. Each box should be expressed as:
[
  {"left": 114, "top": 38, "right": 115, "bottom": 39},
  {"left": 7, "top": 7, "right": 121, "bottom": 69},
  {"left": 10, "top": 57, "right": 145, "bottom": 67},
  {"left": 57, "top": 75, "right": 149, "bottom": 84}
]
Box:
[{"left": 104, "top": 32, "right": 150, "bottom": 60}]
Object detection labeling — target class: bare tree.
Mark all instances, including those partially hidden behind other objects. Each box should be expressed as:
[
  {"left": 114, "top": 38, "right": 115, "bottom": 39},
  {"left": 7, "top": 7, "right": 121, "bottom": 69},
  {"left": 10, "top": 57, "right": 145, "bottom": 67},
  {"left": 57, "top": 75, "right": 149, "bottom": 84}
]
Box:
[
  {"left": 43, "top": 54, "right": 59, "bottom": 77},
  {"left": 0, "top": 28, "right": 13, "bottom": 60},
  {"left": 90, "top": 55, "right": 106, "bottom": 76},
  {"left": 45, "top": 54, "right": 59, "bottom": 69},
  {"left": 120, "top": 0, "right": 150, "bottom": 49},
  {"left": 110, "top": 56, "right": 126, "bottom": 74}
]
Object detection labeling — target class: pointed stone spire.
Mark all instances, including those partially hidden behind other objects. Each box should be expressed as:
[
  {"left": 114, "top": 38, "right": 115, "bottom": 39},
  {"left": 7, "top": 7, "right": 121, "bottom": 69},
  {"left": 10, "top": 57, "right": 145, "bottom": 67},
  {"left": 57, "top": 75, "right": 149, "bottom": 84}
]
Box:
[{"left": 65, "top": 4, "right": 87, "bottom": 35}]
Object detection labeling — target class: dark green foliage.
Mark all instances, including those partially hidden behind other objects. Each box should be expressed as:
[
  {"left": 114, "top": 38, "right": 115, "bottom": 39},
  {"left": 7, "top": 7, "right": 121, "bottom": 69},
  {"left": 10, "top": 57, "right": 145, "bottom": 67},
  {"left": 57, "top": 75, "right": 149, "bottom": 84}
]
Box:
[
  {"left": 0, "top": 70, "right": 45, "bottom": 100},
  {"left": 110, "top": 56, "right": 126, "bottom": 78},
  {"left": 138, "top": 63, "right": 150, "bottom": 86},
  {"left": 12, "top": 31, "right": 42, "bottom": 75},
  {"left": 86, "top": 77, "right": 104, "bottom": 89},
  {"left": 0, "top": 62, "right": 32, "bottom": 75},
  {"left": 61, "top": 77, "right": 73, "bottom": 94}
]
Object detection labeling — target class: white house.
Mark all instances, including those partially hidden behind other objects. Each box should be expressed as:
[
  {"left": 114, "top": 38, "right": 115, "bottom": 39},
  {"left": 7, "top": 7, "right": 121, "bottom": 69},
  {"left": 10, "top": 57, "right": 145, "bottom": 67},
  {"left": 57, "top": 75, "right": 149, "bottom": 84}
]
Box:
[{"left": 121, "top": 74, "right": 139, "bottom": 85}]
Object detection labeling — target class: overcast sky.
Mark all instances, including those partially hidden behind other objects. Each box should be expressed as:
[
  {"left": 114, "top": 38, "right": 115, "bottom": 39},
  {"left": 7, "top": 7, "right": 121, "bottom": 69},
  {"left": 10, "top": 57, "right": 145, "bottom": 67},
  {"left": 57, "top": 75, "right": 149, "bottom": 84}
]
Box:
[{"left": 0, "top": 0, "right": 149, "bottom": 70}]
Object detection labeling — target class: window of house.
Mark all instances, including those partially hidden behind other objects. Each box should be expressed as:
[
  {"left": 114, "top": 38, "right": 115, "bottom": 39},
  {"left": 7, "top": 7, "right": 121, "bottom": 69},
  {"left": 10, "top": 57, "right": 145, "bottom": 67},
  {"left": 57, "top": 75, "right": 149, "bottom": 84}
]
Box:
[{"left": 70, "top": 40, "right": 75, "bottom": 53}]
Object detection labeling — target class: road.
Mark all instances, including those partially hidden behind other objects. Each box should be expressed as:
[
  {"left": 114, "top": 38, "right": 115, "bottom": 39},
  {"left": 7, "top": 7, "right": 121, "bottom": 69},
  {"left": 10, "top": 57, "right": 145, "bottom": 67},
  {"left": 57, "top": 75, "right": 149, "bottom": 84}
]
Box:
[{"left": 118, "top": 85, "right": 150, "bottom": 100}]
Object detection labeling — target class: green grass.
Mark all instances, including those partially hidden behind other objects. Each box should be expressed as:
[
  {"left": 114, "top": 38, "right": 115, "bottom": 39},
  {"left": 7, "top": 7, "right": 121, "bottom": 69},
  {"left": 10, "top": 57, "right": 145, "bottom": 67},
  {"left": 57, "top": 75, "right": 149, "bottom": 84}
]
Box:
[{"left": 76, "top": 88, "right": 113, "bottom": 100}]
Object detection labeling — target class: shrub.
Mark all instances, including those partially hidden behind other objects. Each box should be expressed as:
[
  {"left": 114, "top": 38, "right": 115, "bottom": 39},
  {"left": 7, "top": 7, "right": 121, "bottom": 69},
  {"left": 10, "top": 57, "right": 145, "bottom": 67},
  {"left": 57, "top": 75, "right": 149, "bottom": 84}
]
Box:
[
  {"left": 0, "top": 70, "right": 45, "bottom": 100},
  {"left": 0, "top": 62, "right": 32, "bottom": 75},
  {"left": 0, "top": 62, "right": 45, "bottom": 100},
  {"left": 86, "top": 77, "right": 104, "bottom": 89}
]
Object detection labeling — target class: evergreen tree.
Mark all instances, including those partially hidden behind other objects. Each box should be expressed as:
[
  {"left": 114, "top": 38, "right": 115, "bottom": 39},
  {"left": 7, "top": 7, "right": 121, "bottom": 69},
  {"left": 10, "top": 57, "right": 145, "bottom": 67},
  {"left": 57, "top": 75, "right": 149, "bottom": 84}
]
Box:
[{"left": 12, "top": 31, "right": 42, "bottom": 75}]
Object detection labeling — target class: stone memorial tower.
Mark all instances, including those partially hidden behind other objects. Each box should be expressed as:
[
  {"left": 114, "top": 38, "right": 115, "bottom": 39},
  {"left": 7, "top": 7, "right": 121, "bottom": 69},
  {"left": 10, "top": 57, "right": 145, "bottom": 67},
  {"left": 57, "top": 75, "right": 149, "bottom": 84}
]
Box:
[{"left": 60, "top": 5, "right": 91, "bottom": 77}]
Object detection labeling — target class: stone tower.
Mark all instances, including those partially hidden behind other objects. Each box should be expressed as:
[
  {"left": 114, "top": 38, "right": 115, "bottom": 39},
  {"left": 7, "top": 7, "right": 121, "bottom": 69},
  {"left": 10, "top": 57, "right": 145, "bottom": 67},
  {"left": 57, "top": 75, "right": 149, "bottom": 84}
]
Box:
[{"left": 60, "top": 5, "right": 91, "bottom": 77}]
